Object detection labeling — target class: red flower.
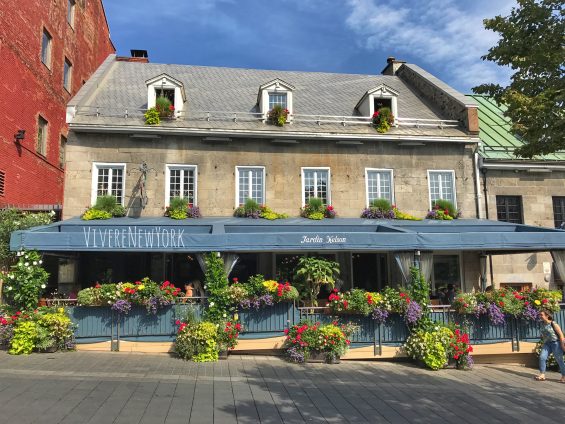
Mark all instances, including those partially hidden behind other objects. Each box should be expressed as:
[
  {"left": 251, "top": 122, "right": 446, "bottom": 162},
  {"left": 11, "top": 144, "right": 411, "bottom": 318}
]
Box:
[
  {"left": 175, "top": 320, "right": 181, "bottom": 325},
  {"left": 169, "top": 105, "right": 175, "bottom": 111},
  {"left": 500, "top": 292, "right": 505, "bottom": 297},
  {"left": 95, "top": 283, "right": 101, "bottom": 289},
  {"left": 524, "top": 301, "right": 529, "bottom": 306},
  {"left": 444, "top": 209, "right": 449, "bottom": 215},
  {"left": 284, "top": 328, "right": 289, "bottom": 335},
  {"left": 327, "top": 205, "right": 334, "bottom": 211},
  {"left": 135, "top": 281, "right": 142, "bottom": 285},
  {"left": 163, "top": 281, "right": 170, "bottom": 287},
  {"left": 16, "top": 311, "right": 21, "bottom": 316},
  {"left": 542, "top": 298, "right": 548, "bottom": 304},
  {"left": 499, "top": 301, "right": 504, "bottom": 307},
  {"left": 343, "top": 300, "right": 348, "bottom": 308}
]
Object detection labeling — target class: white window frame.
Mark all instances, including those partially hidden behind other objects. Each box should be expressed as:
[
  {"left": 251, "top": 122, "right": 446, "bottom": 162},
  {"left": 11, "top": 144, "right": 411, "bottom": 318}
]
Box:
[
  {"left": 41, "top": 29, "right": 52, "bottom": 68},
  {"left": 36, "top": 116, "right": 48, "bottom": 156},
  {"left": 235, "top": 166, "right": 266, "bottom": 207},
  {"left": 301, "top": 167, "right": 331, "bottom": 206},
  {"left": 365, "top": 168, "right": 394, "bottom": 207},
  {"left": 91, "top": 162, "right": 127, "bottom": 206},
  {"left": 67, "top": 0, "right": 76, "bottom": 27},
  {"left": 427, "top": 170, "right": 456, "bottom": 209},
  {"left": 268, "top": 92, "right": 288, "bottom": 110},
  {"left": 165, "top": 164, "right": 198, "bottom": 207},
  {"left": 63, "top": 58, "right": 72, "bottom": 92}
]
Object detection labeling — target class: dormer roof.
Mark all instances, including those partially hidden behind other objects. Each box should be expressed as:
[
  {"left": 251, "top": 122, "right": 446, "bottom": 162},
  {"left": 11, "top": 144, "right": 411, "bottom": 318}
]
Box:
[
  {"left": 256, "top": 78, "right": 295, "bottom": 105},
  {"left": 355, "top": 84, "right": 399, "bottom": 111},
  {"left": 145, "top": 73, "right": 186, "bottom": 102}
]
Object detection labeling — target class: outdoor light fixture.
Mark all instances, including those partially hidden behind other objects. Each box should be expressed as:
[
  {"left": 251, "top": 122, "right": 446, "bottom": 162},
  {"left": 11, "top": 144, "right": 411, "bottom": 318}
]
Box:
[{"left": 14, "top": 129, "right": 25, "bottom": 143}]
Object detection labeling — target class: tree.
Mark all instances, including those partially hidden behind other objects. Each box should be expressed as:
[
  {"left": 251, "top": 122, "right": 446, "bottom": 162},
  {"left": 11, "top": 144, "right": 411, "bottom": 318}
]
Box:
[
  {"left": 473, "top": 0, "right": 564, "bottom": 158},
  {"left": 294, "top": 256, "right": 340, "bottom": 306}
]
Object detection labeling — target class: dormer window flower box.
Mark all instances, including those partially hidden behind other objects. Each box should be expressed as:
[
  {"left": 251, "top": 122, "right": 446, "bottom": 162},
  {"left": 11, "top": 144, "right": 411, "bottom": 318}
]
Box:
[
  {"left": 372, "top": 107, "right": 394, "bottom": 133},
  {"left": 145, "top": 73, "right": 186, "bottom": 123},
  {"left": 155, "top": 96, "right": 175, "bottom": 119},
  {"left": 268, "top": 105, "right": 289, "bottom": 127}
]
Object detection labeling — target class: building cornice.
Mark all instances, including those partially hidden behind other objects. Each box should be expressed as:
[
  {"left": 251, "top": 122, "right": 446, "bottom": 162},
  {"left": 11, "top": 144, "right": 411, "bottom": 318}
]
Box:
[{"left": 68, "top": 123, "right": 480, "bottom": 144}]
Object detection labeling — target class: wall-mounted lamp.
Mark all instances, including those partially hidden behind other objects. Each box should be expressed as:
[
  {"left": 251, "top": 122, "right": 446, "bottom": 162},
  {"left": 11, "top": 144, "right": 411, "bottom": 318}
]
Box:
[{"left": 14, "top": 130, "right": 25, "bottom": 143}]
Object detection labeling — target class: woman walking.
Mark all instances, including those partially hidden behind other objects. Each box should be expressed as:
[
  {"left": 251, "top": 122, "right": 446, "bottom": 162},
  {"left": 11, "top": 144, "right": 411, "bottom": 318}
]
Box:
[{"left": 535, "top": 309, "right": 565, "bottom": 383}]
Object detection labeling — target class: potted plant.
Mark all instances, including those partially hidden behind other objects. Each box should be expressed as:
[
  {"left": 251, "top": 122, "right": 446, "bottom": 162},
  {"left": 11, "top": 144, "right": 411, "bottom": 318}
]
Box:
[
  {"left": 217, "top": 320, "right": 242, "bottom": 359},
  {"left": 294, "top": 256, "right": 340, "bottom": 306},
  {"left": 300, "top": 197, "right": 336, "bottom": 220},
  {"left": 426, "top": 199, "right": 460, "bottom": 220},
  {"left": 361, "top": 198, "right": 395, "bottom": 219},
  {"left": 155, "top": 96, "right": 175, "bottom": 119},
  {"left": 165, "top": 197, "right": 201, "bottom": 219},
  {"left": 267, "top": 105, "right": 289, "bottom": 126},
  {"left": 82, "top": 195, "right": 126, "bottom": 220},
  {"left": 372, "top": 107, "right": 394, "bottom": 133}
]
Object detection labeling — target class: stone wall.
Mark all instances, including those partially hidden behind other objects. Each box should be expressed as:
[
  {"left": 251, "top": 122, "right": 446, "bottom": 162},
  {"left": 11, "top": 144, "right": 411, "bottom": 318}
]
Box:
[
  {"left": 483, "top": 169, "right": 565, "bottom": 290},
  {"left": 63, "top": 133, "right": 478, "bottom": 220}
]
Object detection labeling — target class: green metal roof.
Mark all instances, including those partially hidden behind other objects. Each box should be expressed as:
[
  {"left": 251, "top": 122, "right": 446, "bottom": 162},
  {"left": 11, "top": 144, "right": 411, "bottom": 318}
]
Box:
[{"left": 467, "top": 94, "right": 565, "bottom": 162}]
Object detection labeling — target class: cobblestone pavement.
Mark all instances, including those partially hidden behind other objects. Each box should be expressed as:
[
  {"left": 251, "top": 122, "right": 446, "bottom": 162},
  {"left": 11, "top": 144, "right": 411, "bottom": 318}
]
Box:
[{"left": 0, "top": 351, "right": 564, "bottom": 423}]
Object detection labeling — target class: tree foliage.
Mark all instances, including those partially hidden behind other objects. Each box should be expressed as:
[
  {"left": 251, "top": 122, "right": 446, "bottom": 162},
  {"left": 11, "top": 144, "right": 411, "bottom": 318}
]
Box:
[{"left": 473, "top": 0, "right": 564, "bottom": 157}]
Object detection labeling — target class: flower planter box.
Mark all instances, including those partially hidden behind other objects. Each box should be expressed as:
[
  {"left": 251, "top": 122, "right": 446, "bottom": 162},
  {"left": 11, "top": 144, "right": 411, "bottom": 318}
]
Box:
[
  {"left": 306, "top": 351, "right": 327, "bottom": 363},
  {"left": 218, "top": 350, "right": 228, "bottom": 360}
]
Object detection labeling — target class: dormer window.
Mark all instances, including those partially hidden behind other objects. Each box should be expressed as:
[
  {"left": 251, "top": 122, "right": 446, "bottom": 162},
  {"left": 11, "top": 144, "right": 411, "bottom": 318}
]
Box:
[
  {"left": 257, "top": 79, "right": 295, "bottom": 121},
  {"left": 356, "top": 84, "right": 399, "bottom": 123},
  {"left": 269, "top": 92, "right": 287, "bottom": 110},
  {"left": 145, "top": 74, "right": 186, "bottom": 118}
]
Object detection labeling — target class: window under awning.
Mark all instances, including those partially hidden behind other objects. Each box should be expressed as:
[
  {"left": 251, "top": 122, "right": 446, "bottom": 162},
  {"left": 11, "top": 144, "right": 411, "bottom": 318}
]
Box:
[{"left": 10, "top": 217, "right": 565, "bottom": 253}]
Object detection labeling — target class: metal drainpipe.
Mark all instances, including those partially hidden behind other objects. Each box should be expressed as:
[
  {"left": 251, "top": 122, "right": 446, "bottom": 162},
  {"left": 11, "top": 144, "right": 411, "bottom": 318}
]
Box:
[{"left": 481, "top": 168, "right": 495, "bottom": 287}]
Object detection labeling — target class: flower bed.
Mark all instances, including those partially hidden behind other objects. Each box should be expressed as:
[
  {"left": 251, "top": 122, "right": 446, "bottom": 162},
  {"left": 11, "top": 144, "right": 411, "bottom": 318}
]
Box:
[
  {"left": 0, "top": 307, "right": 76, "bottom": 355},
  {"left": 76, "top": 278, "right": 183, "bottom": 315},
  {"left": 226, "top": 275, "right": 299, "bottom": 309},
  {"left": 165, "top": 197, "right": 201, "bottom": 219},
  {"left": 82, "top": 195, "right": 126, "bottom": 220},
  {"left": 300, "top": 197, "right": 336, "bottom": 220},
  {"left": 284, "top": 320, "right": 354, "bottom": 363},
  {"left": 234, "top": 199, "right": 287, "bottom": 220},
  {"left": 451, "top": 288, "right": 561, "bottom": 325}
]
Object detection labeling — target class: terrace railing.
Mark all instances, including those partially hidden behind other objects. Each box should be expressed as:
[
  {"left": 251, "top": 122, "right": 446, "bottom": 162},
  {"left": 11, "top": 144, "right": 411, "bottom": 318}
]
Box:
[
  {"left": 68, "top": 302, "right": 565, "bottom": 354},
  {"left": 72, "top": 106, "right": 460, "bottom": 129}
]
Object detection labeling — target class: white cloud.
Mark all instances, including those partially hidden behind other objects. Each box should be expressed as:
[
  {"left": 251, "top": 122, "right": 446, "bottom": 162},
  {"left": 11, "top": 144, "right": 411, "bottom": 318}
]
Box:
[{"left": 344, "top": 0, "right": 514, "bottom": 91}]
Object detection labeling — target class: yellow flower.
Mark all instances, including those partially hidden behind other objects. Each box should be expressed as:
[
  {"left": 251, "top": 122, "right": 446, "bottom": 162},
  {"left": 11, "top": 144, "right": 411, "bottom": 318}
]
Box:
[
  {"left": 262, "top": 280, "right": 278, "bottom": 293},
  {"left": 138, "top": 284, "right": 145, "bottom": 290},
  {"left": 57, "top": 307, "right": 65, "bottom": 314},
  {"left": 534, "top": 300, "right": 541, "bottom": 305}
]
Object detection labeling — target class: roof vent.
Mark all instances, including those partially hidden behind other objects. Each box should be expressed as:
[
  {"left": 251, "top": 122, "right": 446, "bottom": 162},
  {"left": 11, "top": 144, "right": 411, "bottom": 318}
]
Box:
[
  {"left": 130, "top": 49, "right": 148, "bottom": 58},
  {"left": 116, "top": 50, "right": 149, "bottom": 63}
]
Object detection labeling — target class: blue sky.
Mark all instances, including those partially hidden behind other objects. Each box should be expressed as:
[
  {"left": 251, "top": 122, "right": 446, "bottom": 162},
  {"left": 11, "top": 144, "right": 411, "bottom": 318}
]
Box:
[{"left": 103, "top": 0, "right": 515, "bottom": 93}]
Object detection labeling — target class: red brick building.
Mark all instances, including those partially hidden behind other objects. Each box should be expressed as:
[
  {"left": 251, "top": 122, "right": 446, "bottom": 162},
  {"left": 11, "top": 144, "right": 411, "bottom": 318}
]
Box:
[{"left": 0, "top": 0, "right": 114, "bottom": 213}]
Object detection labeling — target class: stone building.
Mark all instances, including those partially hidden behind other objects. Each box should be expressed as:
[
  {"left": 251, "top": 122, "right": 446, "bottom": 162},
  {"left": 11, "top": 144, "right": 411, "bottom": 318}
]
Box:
[
  {"left": 12, "top": 55, "right": 565, "bottom": 296},
  {"left": 470, "top": 95, "right": 565, "bottom": 292},
  {"left": 0, "top": 0, "right": 114, "bottom": 213}
]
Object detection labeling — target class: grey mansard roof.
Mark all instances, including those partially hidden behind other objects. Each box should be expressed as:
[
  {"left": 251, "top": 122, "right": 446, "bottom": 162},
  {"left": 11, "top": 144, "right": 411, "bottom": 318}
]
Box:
[{"left": 68, "top": 55, "right": 476, "bottom": 139}]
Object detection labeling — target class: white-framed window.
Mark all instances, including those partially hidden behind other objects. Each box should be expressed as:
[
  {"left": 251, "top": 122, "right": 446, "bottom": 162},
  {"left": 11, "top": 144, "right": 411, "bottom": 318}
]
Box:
[
  {"left": 165, "top": 165, "right": 197, "bottom": 206},
  {"left": 235, "top": 166, "right": 265, "bottom": 207},
  {"left": 63, "top": 58, "right": 72, "bottom": 92},
  {"left": 365, "top": 168, "right": 394, "bottom": 206},
  {"left": 269, "top": 93, "right": 287, "bottom": 110},
  {"left": 67, "top": 0, "right": 76, "bottom": 27},
  {"left": 302, "top": 167, "right": 330, "bottom": 205},
  {"left": 91, "top": 163, "right": 126, "bottom": 205},
  {"left": 36, "top": 116, "right": 48, "bottom": 156},
  {"left": 427, "top": 170, "right": 456, "bottom": 207},
  {"left": 41, "top": 29, "right": 52, "bottom": 68}
]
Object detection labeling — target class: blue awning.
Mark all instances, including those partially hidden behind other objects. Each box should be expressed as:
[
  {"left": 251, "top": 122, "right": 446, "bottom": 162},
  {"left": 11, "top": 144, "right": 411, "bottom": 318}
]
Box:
[{"left": 10, "top": 217, "right": 565, "bottom": 253}]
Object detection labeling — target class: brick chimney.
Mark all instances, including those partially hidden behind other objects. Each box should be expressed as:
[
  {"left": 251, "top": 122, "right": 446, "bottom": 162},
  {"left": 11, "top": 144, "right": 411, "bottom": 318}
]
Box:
[
  {"left": 381, "top": 56, "right": 406, "bottom": 76},
  {"left": 116, "top": 49, "right": 149, "bottom": 63}
]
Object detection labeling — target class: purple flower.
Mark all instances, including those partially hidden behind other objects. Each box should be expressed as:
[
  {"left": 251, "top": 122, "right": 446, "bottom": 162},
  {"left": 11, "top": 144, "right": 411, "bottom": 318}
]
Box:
[
  {"left": 474, "top": 302, "right": 487, "bottom": 318},
  {"left": 146, "top": 296, "right": 172, "bottom": 315},
  {"left": 239, "top": 298, "right": 252, "bottom": 309},
  {"left": 187, "top": 206, "right": 201, "bottom": 218},
  {"left": 287, "top": 346, "right": 305, "bottom": 363},
  {"left": 372, "top": 307, "right": 389, "bottom": 324},
  {"left": 361, "top": 208, "right": 395, "bottom": 219},
  {"left": 404, "top": 301, "right": 423, "bottom": 325},
  {"left": 111, "top": 299, "right": 132, "bottom": 315},
  {"left": 522, "top": 304, "right": 539, "bottom": 321},
  {"left": 487, "top": 303, "right": 505, "bottom": 325}
]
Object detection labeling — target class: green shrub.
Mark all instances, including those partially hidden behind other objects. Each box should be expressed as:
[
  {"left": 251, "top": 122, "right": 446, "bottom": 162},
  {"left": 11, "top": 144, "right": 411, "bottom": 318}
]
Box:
[
  {"left": 307, "top": 197, "right": 323, "bottom": 212},
  {"left": 168, "top": 197, "right": 188, "bottom": 220},
  {"left": 175, "top": 321, "right": 219, "bottom": 362},
  {"left": 3, "top": 250, "right": 49, "bottom": 311},
  {"left": 404, "top": 327, "right": 454, "bottom": 370},
  {"left": 82, "top": 209, "right": 112, "bottom": 220},
  {"left": 372, "top": 107, "right": 394, "bottom": 133},
  {"left": 370, "top": 198, "right": 392, "bottom": 211},
  {"left": 94, "top": 195, "right": 117, "bottom": 212},
  {"left": 244, "top": 274, "right": 266, "bottom": 297},
  {"left": 203, "top": 253, "right": 232, "bottom": 322},
  {"left": 9, "top": 320, "right": 37, "bottom": 355},
  {"left": 112, "top": 205, "right": 126, "bottom": 217},
  {"left": 144, "top": 107, "right": 160, "bottom": 125},
  {"left": 35, "top": 325, "right": 56, "bottom": 351}
]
